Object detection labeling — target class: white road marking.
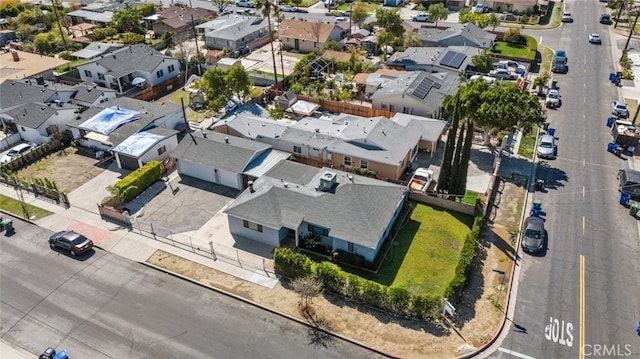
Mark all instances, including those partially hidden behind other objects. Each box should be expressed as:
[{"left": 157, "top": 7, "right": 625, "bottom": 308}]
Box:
[
  {"left": 498, "top": 347, "right": 537, "bottom": 359},
  {"left": 539, "top": 36, "right": 543, "bottom": 44}
]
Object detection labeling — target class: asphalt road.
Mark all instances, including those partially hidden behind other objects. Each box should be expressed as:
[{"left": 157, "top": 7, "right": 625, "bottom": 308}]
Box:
[
  {"left": 0, "top": 217, "right": 383, "bottom": 359},
  {"left": 490, "top": 2, "right": 640, "bottom": 359}
]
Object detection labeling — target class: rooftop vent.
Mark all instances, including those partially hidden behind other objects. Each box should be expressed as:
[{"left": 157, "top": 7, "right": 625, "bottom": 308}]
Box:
[
  {"left": 224, "top": 136, "right": 229, "bottom": 143},
  {"left": 319, "top": 171, "right": 337, "bottom": 191}
]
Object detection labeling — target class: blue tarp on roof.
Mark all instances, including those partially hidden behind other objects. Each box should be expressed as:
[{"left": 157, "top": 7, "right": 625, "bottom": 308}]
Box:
[
  {"left": 113, "top": 131, "right": 163, "bottom": 157},
  {"left": 80, "top": 106, "right": 139, "bottom": 135}
]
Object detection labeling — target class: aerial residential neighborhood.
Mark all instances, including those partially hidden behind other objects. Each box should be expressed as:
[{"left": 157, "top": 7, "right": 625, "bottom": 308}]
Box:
[{"left": 1, "top": 0, "right": 639, "bottom": 358}]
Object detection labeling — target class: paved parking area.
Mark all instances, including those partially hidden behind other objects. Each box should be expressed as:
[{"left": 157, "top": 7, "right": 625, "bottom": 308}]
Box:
[{"left": 132, "top": 174, "right": 239, "bottom": 234}]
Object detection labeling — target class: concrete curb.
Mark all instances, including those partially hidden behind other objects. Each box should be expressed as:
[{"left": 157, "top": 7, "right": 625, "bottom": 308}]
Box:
[{"left": 140, "top": 262, "right": 400, "bottom": 359}]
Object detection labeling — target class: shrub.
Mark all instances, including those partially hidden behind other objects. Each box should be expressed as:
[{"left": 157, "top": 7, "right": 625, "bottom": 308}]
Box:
[
  {"left": 503, "top": 28, "right": 526, "bottom": 46},
  {"left": 273, "top": 248, "right": 313, "bottom": 279},
  {"left": 332, "top": 249, "right": 365, "bottom": 267},
  {"left": 410, "top": 294, "right": 442, "bottom": 320},
  {"left": 344, "top": 273, "right": 364, "bottom": 300},
  {"left": 361, "top": 280, "right": 387, "bottom": 308},
  {"left": 385, "top": 287, "right": 412, "bottom": 316},
  {"left": 315, "top": 261, "right": 347, "bottom": 294},
  {"left": 113, "top": 160, "right": 162, "bottom": 202}
]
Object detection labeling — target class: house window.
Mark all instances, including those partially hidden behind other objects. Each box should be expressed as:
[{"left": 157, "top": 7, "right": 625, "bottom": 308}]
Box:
[
  {"left": 156, "top": 69, "right": 164, "bottom": 78},
  {"left": 98, "top": 73, "right": 105, "bottom": 80},
  {"left": 344, "top": 156, "right": 352, "bottom": 166},
  {"left": 381, "top": 103, "right": 387, "bottom": 109},
  {"left": 347, "top": 242, "right": 355, "bottom": 253},
  {"left": 389, "top": 105, "right": 395, "bottom": 112},
  {"left": 168, "top": 64, "right": 175, "bottom": 73},
  {"left": 84, "top": 70, "right": 92, "bottom": 77},
  {"left": 157, "top": 145, "right": 166, "bottom": 155},
  {"left": 403, "top": 107, "right": 410, "bottom": 114},
  {"left": 360, "top": 159, "right": 368, "bottom": 169},
  {"left": 243, "top": 220, "right": 263, "bottom": 232},
  {"left": 307, "top": 224, "right": 328, "bottom": 237},
  {"left": 293, "top": 145, "right": 302, "bottom": 154}
]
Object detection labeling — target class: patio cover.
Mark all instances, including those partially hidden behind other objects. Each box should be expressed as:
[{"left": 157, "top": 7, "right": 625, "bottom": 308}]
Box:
[
  {"left": 112, "top": 131, "right": 163, "bottom": 157},
  {"left": 80, "top": 106, "right": 140, "bottom": 135},
  {"left": 288, "top": 100, "right": 320, "bottom": 116}
]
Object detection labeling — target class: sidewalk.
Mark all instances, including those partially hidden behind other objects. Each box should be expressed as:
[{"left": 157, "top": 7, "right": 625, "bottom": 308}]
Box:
[{"left": 1, "top": 338, "right": 35, "bottom": 359}]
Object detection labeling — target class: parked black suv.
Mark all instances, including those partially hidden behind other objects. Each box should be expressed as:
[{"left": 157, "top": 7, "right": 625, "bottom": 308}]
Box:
[{"left": 600, "top": 13, "right": 611, "bottom": 24}]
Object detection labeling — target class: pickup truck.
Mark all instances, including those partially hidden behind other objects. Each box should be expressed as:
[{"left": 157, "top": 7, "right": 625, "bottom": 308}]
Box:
[{"left": 409, "top": 168, "right": 434, "bottom": 193}]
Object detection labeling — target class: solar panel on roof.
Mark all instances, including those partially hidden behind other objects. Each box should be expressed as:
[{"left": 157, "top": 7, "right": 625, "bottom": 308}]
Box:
[
  {"left": 439, "top": 51, "right": 455, "bottom": 67},
  {"left": 440, "top": 51, "right": 467, "bottom": 69},
  {"left": 412, "top": 77, "right": 435, "bottom": 99}
]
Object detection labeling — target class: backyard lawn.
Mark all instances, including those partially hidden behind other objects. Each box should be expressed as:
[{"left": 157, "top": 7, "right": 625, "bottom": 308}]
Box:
[{"left": 375, "top": 203, "right": 474, "bottom": 296}]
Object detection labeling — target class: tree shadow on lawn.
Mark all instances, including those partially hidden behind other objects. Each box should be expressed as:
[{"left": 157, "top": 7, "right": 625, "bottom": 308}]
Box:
[{"left": 449, "top": 236, "right": 488, "bottom": 329}]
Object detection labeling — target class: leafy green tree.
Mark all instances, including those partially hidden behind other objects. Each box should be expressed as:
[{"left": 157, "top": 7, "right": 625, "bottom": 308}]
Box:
[
  {"left": 401, "top": 31, "right": 422, "bottom": 50},
  {"left": 351, "top": 1, "right": 369, "bottom": 29},
  {"left": 137, "top": 3, "right": 155, "bottom": 17},
  {"left": 113, "top": 5, "right": 144, "bottom": 34},
  {"left": 200, "top": 67, "right": 231, "bottom": 112},
  {"left": 503, "top": 28, "right": 526, "bottom": 45},
  {"left": 438, "top": 94, "right": 460, "bottom": 192},
  {"left": 121, "top": 32, "right": 145, "bottom": 45},
  {"left": 225, "top": 65, "right": 253, "bottom": 103},
  {"left": 471, "top": 50, "right": 493, "bottom": 73},
  {"left": 488, "top": 13, "right": 501, "bottom": 31},
  {"left": 268, "top": 107, "right": 285, "bottom": 120},
  {"left": 427, "top": 3, "right": 448, "bottom": 26},
  {"left": 33, "top": 32, "right": 54, "bottom": 53},
  {"left": 459, "top": 12, "right": 491, "bottom": 28},
  {"left": 375, "top": 7, "right": 403, "bottom": 56},
  {"left": 255, "top": 0, "right": 280, "bottom": 92},
  {"left": 92, "top": 27, "right": 118, "bottom": 41},
  {"left": 320, "top": 40, "right": 342, "bottom": 52},
  {"left": 453, "top": 118, "right": 474, "bottom": 196}
]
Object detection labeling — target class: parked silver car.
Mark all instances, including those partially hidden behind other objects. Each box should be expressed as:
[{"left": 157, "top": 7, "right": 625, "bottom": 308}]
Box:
[
  {"left": 488, "top": 68, "right": 518, "bottom": 80},
  {"left": 537, "top": 134, "right": 556, "bottom": 159}
]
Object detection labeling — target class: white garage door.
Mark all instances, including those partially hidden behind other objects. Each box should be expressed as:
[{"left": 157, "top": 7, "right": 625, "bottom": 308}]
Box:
[{"left": 177, "top": 160, "right": 241, "bottom": 190}]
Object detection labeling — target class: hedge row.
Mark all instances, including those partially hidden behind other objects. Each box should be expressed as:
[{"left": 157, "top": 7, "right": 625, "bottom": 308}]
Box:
[
  {"left": 114, "top": 160, "right": 162, "bottom": 202},
  {"left": 444, "top": 216, "right": 483, "bottom": 301},
  {"left": 273, "top": 214, "right": 483, "bottom": 320}
]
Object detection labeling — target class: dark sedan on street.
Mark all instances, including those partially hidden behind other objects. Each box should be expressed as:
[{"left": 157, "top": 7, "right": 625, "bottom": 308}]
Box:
[
  {"left": 521, "top": 216, "right": 545, "bottom": 253},
  {"left": 49, "top": 230, "right": 93, "bottom": 256}
]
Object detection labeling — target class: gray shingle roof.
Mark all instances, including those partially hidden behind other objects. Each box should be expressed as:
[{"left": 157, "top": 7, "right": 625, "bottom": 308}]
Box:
[
  {"left": 172, "top": 131, "right": 272, "bottom": 173},
  {"left": 78, "top": 44, "right": 171, "bottom": 79},
  {"left": 417, "top": 23, "right": 496, "bottom": 49},
  {"left": 72, "top": 83, "right": 116, "bottom": 103},
  {"left": 224, "top": 160, "right": 407, "bottom": 249},
  {"left": 0, "top": 80, "right": 58, "bottom": 113},
  {"left": 204, "top": 16, "right": 269, "bottom": 41},
  {"left": 6, "top": 102, "right": 79, "bottom": 129}
]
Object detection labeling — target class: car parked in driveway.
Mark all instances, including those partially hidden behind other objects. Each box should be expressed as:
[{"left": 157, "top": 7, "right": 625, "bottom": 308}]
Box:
[
  {"left": 413, "top": 13, "right": 430, "bottom": 22},
  {"left": 1, "top": 142, "right": 35, "bottom": 164},
  {"left": 521, "top": 216, "right": 545, "bottom": 254},
  {"left": 49, "top": 230, "right": 93, "bottom": 256},
  {"left": 537, "top": 134, "right": 556, "bottom": 159},
  {"left": 489, "top": 68, "right": 518, "bottom": 80},
  {"left": 589, "top": 33, "right": 601, "bottom": 44}
]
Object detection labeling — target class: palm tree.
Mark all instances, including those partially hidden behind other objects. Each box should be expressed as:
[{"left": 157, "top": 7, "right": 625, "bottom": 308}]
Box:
[{"left": 256, "top": 0, "right": 280, "bottom": 94}]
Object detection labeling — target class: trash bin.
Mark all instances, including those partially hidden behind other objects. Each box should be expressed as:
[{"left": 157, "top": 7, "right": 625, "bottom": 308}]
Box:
[
  {"left": 631, "top": 204, "right": 640, "bottom": 217},
  {"left": 543, "top": 122, "right": 550, "bottom": 131},
  {"left": 551, "top": 79, "right": 558, "bottom": 89},
  {"left": 620, "top": 193, "right": 631, "bottom": 205},
  {"left": 531, "top": 206, "right": 543, "bottom": 216},
  {"left": 533, "top": 199, "right": 542, "bottom": 209},
  {"left": 609, "top": 73, "right": 618, "bottom": 84},
  {"left": 548, "top": 128, "right": 556, "bottom": 136},
  {"left": 606, "top": 117, "right": 616, "bottom": 127},
  {"left": 1, "top": 219, "right": 13, "bottom": 234},
  {"left": 607, "top": 143, "right": 619, "bottom": 153}
]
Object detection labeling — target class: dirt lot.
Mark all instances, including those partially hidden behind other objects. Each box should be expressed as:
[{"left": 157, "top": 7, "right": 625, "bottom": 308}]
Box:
[
  {"left": 147, "top": 179, "right": 526, "bottom": 359},
  {"left": 17, "top": 147, "right": 106, "bottom": 193}
]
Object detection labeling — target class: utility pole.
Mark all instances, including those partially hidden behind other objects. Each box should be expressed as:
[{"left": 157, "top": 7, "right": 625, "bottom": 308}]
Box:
[
  {"left": 623, "top": 10, "right": 639, "bottom": 55},
  {"left": 51, "top": 0, "right": 69, "bottom": 54}
]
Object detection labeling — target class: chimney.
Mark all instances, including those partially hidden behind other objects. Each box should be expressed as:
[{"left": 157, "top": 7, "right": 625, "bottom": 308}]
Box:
[
  {"left": 248, "top": 180, "right": 254, "bottom": 193},
  {"left": 11, "top": 51, "right": 19, "bottom": 62},
  {"left": 224, "top": 136, "right": 229, "bottom": 143},
  {"left": 203, "top": 132, "right": 208, "bottom": 138}
]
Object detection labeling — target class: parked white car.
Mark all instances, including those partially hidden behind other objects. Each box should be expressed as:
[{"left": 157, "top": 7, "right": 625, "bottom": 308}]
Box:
[
  {"left": 412, "top": 13, "right": 430, "bottom": 22},
  {"left": 545, "top": 89, "right": 560, "bottom": 108},
  {"left": 236, "top": 0, "right": 255, "bottom": 7},
  {"left": 489, "top": 68, "right": 518, "bottom": 80},
  {"left": 1, "top": 143, "right": 35, "bottom": 164},
  {"left": 612, "top": 100, "right": 629, "bottom": 118}
]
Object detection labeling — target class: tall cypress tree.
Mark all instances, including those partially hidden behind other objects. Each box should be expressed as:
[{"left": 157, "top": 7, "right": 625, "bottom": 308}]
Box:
[
  {"left": 438, "top": 94, "right": 460, "bottom": 192},
  {"left": 449, "top": 119, "right": 466, "bottom": 195},
  {"left": 455, "top": 119, "right": 475, "bottom": 196}
]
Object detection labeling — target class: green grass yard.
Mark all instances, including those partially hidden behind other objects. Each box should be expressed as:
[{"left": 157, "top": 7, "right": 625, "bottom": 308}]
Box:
[
  {"left": 375, "top": 203, "right": 474, "bottom": 296},
  {"left": 0, "top": 195, "right": 53, "bottom": 221},
  {"left": 518, "top": 129, "right": 537, "bottom": 159}
]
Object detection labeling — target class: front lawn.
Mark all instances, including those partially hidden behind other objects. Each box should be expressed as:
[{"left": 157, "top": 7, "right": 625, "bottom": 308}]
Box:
[
  {"left": 375, "top": 203, "right": 474, "bottom": 296},
  {"left": 0, "top": 195, "right": 53, "bottom": 221},
  {"left": 518, "top": 128, "right": 537, "bottom": 159},
  {"left": 493, "top": 36, "right": 537, "bottom": 61}
]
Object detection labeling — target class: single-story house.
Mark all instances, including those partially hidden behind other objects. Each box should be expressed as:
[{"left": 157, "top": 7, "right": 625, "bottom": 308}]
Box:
[
  {"left": 0, "top": 50, "right": 69, "bottom": 84},
  {"left": 2, "top": 101, "right": 80, "bottom": 144},
  {"left": 70, "top": 42, "right": 124, "bottom": 60},
  {"left": 151, "top": 6, "right": 215, "bottom": 41},
  {"left": 370, "top": 70, "right": 458, "bottom": 119},
  {"left": 352, "top": 68, "right": 410, "bottom": 99},
  {"left": 68, "top": 97, "right": 184, "bottom": 170},
  {"left": 278, "top": 19, "right": 347, "bottom": 53},
  {"left": 481, "top": 0, "right": 540, "bottom": 13},
  {"left": 69, "top": 23, "right": 95, "bottom": 39},
  {"left": 213, "top": 110, "right": 447, "bottom": 180},
  {"left": 76, "top": 44, "right": 181, "bottom": 94},
  {"left": 71, "top": 82, "right": 118, "bottom": 108},
  {"left": 171, "top": 131, "right": 291, "bottom": 191},
  {"left": 201, "top": 16, "right": 272, "bottom": 51},
  {"left": 224, "top": 160, "right": 408, "bottom": 262},
  {"left": 386, "top": 46, "right": 482, "bottom": 74},
  {"left": 417, "top": 22, "right": 496, "bottom": 49}
]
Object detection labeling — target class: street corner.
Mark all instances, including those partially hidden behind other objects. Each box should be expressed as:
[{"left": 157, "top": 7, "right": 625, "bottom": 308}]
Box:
[{"left": 67, "top": 220, "right": 112, "bottom": 247}]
